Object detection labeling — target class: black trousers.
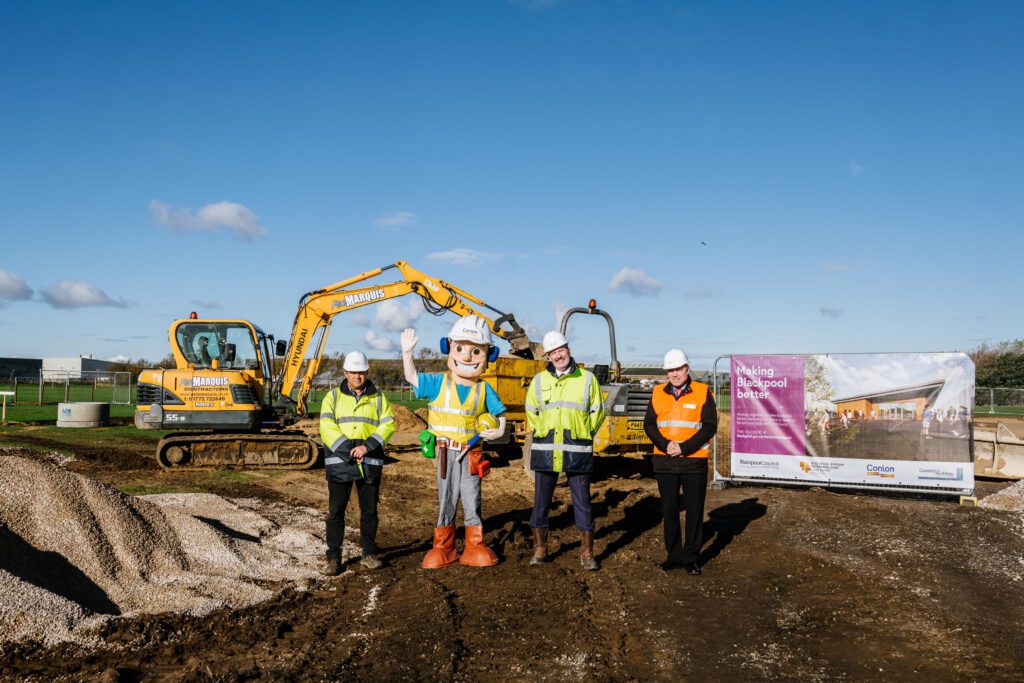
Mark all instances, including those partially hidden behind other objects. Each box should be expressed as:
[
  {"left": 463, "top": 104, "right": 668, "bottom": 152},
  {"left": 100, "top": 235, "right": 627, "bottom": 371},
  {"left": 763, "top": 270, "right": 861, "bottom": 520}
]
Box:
[
  {"left": 326, "top": 478, "right": 380, "bottom": 560},
  {"left": 656, "top": 465, "right": 707, "bottom": 563}
]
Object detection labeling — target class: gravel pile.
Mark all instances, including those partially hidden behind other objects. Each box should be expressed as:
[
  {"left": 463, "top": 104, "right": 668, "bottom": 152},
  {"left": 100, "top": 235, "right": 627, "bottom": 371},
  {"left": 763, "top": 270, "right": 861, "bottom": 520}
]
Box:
[
  {"left": 979, "top": 479, "right": 1024, "bottom": 513},
  {"left": 0, "top": 454, "right": 341, "bottom": 647}
]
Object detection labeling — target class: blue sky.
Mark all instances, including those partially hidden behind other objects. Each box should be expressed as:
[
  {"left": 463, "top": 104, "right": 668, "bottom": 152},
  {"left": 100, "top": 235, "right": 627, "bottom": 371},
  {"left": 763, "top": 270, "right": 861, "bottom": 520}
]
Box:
[{"left": 1, "top": 0, "right": 1022, "bottom": 370}]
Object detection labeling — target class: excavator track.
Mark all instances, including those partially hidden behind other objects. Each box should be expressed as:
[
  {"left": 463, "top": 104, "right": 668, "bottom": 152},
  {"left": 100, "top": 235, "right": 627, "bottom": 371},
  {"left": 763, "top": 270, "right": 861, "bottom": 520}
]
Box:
[{"left": 155, "top": 432, "right": 320, "bottom": 471}]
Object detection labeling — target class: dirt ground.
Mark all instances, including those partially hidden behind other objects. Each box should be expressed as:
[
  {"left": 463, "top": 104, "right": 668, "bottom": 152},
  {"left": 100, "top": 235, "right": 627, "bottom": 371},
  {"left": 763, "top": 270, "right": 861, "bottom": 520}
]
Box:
[{"left": 1, "top": 420, "right": 1023, "bottom": 682}]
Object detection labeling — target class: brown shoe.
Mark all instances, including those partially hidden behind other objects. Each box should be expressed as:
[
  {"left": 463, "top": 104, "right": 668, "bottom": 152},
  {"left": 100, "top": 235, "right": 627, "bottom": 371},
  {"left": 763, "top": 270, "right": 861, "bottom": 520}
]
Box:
[
  {"left": 580, "top": 530, "right": 598, "bottom": 571},
  {"left": 530, "top": 528, "right": 548, "bottom": 566},
  {"left": 322, "top": 558, "right": 342, "bottom": 576}
]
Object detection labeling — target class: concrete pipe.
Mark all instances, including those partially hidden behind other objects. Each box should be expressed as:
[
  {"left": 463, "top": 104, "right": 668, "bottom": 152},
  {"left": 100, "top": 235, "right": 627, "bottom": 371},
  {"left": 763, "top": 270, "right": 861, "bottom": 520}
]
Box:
[{"left": 56, "top": 402, "right": 111, "bottom": 428}]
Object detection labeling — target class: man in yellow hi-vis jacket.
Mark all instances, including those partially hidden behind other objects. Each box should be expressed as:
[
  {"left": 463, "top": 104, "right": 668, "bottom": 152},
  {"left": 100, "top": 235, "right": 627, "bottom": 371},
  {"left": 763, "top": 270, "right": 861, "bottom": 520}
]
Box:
[
  {"left": 319, "top": 351, "right": 395, "bottom": 575},
  {"left": 526, "top": 331, "right": 605, "bottom": 571}
]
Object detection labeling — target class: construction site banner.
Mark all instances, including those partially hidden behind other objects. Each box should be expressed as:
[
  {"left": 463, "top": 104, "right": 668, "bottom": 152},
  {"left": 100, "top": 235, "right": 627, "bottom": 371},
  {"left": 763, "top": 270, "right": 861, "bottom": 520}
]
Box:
[{"left": 728, "top": 353, "right": 974, "bottom": 495}]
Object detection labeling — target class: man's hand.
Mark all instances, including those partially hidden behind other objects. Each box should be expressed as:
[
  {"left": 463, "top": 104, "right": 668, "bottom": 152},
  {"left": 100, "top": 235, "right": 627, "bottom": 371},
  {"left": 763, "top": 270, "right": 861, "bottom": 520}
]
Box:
[
  {"left": 350, "top": 445, "right": 368, "bottom": 462},
  {"left": 401, "top": 328, "right": 419, "bottom": 354},
  {"left": 666, "top": 441, "right": 682, "bottom": 457}
]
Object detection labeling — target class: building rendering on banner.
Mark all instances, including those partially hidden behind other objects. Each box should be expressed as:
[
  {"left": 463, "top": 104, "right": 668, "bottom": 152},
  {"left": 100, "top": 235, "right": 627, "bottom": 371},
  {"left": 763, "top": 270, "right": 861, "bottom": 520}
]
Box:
[{"left": 833, "top": 380, "right": 946, "bottom": 420}]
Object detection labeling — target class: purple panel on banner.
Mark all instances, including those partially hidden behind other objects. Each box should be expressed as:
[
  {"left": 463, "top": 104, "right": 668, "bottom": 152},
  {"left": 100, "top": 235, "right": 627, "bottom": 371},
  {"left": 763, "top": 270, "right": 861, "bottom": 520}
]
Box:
[{"left": 732, "top": 355, "right": 806, "bottom": 456}]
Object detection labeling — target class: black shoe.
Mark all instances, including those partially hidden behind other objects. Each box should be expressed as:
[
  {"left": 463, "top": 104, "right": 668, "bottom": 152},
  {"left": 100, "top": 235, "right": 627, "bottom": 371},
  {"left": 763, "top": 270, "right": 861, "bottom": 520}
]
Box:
[
  {"left": 683, "top": 562, "right": 702, "bottom": 575},
  {"left": 656, "top": 560, "right": 682, "bottom": 572}
]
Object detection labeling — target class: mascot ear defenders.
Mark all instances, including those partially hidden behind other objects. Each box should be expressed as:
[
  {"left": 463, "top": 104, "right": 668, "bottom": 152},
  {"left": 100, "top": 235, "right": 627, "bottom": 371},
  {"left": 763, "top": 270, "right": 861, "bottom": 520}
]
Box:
[{"left": 440, "top": 338, "right": 500, "bottom": 363}]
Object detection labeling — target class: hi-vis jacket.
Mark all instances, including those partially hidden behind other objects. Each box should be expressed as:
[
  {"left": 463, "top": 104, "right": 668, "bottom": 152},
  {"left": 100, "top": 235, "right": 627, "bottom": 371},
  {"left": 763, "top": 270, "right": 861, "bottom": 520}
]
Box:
[
  {"left": 428, "top": 374, "right": 487, "bottom": 445},
  {"left": 320, "top": 380, "right": 395, "bottom": 482},
  {"left": 650, "top": 380, "right": 712, "bottom": 457},
  {"left": 525, "top": 361, "right": 606, "bottom": 473}
]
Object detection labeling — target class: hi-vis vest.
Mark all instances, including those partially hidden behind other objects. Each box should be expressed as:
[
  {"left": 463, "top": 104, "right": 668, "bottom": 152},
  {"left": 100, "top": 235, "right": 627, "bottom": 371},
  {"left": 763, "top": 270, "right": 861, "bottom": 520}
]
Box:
[
  {"left": 320, "top": 386, "right": 396, "bottom": 471},
  {"left": 428, "top": 375, "right": 487, "bottom": 444},
  {"left": 651, "top": 381, "right": 711, "bottom": 457},
  {"left": 525, "top": 367, "right": 606, "bottom": 473}
]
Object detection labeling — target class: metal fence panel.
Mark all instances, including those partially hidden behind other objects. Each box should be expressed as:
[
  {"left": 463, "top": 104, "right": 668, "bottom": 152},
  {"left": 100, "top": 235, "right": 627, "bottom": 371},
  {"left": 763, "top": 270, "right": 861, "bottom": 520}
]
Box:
[{"left": 5, "top": 370, "right": 133, "bottom": 405}]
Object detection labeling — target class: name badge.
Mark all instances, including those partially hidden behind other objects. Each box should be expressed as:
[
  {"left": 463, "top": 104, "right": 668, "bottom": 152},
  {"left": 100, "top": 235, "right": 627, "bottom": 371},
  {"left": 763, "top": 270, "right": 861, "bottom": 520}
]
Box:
[{"left": 684, "top": 403, "right": 697, "bottom": 409}]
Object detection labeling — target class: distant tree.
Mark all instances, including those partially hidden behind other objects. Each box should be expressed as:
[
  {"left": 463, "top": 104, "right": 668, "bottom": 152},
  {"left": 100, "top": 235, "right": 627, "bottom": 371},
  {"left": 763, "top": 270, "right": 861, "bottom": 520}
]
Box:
[
  {"left": 971, "top": 340, "right": 1024, "bottom": 387},
  {"left": 804, "top": 355, "right": 835, "bottom": 403}
]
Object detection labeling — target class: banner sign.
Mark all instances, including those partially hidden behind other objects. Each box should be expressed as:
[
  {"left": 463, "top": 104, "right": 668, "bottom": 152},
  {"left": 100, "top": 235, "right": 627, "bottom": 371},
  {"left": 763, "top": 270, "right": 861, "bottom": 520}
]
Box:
[{"left": 729, "top": 353, "right": 974, "bottom": 494}]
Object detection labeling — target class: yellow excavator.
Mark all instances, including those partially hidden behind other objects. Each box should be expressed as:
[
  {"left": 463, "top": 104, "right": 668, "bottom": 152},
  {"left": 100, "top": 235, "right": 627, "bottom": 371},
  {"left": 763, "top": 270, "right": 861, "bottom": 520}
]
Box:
[{"left": 135, "top": 261, "right": 546, "bottom": 470}]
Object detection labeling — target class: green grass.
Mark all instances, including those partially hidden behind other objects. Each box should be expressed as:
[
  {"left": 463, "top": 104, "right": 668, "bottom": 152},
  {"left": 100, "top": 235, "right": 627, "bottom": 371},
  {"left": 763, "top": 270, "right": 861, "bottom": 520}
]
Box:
[
  {"left": 975, "top": 405, "right": 1024, "bottom": 416},
  {"left": 0, "top": 424, "right": 168, "bottom": 452},
  {"left": 1, "top": 403, "right": 138, "bottom": 423}
]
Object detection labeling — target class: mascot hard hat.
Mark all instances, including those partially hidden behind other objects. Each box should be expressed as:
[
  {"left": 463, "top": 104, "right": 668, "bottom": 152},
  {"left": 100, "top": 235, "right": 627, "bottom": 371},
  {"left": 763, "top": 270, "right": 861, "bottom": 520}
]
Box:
[{"left": 447, "top": 315, "right": 493, "bottom": 346}]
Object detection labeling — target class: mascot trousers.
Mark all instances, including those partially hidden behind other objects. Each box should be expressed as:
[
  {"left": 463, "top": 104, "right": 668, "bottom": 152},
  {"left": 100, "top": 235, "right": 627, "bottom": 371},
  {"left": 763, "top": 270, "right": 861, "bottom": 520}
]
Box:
[{"left": 436, "top": 448, "right": 482, "bottom": 527}]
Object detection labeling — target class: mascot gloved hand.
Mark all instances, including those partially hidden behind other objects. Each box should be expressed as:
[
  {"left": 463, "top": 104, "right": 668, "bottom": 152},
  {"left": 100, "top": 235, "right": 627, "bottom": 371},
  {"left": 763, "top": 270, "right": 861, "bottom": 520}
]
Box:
[{"left": 401, "top": 314, "right": 507, "bottom": 569}]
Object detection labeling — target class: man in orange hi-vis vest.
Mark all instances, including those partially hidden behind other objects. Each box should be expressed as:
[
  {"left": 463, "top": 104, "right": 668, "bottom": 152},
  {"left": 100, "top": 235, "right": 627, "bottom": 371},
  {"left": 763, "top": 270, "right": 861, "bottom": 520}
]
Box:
[{"left": 643, "top": 348, "right": 718, "bottom": 575}]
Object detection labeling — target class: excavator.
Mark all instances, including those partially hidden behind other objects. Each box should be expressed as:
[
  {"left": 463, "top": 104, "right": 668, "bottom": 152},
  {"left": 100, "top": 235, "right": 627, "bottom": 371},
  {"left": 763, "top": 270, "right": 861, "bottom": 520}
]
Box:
[
  {"left": 136, "top": 261, "right": 653, "bottom": 471},
  {"left": 135, "top": 261, "right": 546, "bottom": 470}
]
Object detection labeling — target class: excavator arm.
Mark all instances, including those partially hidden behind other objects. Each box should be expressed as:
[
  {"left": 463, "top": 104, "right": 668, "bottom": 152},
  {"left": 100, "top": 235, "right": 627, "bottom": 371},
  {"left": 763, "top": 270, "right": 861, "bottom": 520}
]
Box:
[{"left": 276, "top": 260, "right": 541, "bottom": 416}]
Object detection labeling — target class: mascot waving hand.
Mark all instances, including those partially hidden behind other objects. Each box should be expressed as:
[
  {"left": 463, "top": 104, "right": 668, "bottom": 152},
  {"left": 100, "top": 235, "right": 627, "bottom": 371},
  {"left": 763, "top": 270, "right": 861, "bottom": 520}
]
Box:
[{"left": 402, "top": 315, "right": 507, "bottom": 568}]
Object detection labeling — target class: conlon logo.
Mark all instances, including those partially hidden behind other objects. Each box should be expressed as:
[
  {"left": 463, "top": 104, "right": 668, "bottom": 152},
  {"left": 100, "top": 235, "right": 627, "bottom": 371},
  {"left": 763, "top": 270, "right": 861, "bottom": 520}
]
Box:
[
  {"left": 332, "top": 288, "right": 386, "bottom": 309},
  {"left": 866, "top": 464, "right": 896, "bottom": 478}
]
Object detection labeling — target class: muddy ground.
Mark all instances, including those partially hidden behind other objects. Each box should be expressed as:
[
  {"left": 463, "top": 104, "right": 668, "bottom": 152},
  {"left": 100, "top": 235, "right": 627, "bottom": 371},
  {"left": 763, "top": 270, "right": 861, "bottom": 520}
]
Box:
[{"left": 1, "top": 421, "right": 1023, "bottom": 682}]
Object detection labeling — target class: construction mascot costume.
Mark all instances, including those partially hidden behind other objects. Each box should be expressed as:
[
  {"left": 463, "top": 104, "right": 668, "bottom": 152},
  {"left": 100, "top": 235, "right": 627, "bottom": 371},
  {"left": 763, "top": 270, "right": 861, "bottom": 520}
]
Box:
[{"left": 401, "top": 315, "right": 507, "bottom": 568}]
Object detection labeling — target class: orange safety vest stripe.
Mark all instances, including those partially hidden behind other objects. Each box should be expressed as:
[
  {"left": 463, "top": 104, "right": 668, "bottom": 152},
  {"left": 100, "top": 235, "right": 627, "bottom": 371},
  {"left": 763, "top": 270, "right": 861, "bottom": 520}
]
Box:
[{"left": 651, "top": 381, "right": 711, "bottom": 457}]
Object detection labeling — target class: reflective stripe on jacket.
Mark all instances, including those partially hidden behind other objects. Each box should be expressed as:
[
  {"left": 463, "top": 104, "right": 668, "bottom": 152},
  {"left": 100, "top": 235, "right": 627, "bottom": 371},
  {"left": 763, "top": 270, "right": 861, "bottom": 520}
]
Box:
[
  {"left": 651, "top": 380, "right": 710, "bottom": 457},
  {"left": 427, "top": 374, "right": 486, "bottom": 443},
  {"left": 320, "top": 383, "right": 395, "bottom": 481},
  {"left": 525, "top": 364, "right": 605, "bottom": 473}
]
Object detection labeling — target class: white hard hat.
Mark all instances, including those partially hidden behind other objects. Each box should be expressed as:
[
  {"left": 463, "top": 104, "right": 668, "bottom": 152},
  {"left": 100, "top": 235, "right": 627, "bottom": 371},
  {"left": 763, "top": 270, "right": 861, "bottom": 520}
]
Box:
[
  {"left": 343, "top": 351, "right": 370, "bottom": 372},
  {"left": 663, "top": 348, "right": 690, "bottom": 370},
  {"left": 448, "top": 315, "right": 492, "bottom": 346},
  {"left": 542, "top": 331, "right": 569, "bottom": 354}
]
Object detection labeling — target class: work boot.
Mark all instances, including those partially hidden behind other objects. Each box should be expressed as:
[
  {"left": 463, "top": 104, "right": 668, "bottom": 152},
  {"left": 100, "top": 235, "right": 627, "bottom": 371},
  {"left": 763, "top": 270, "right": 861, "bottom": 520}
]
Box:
[
  {"left": 530, "top": 528, "right": 548, "bottom": 566},
  {"left": 580, "top": 530, "right": 598, "bottom": 571},
  {"left": 459, "top": 525, "right": 499, "bottom": 567},
  {"left": 321, "top": 557, "right": 342, "bottom": 576},
  {"left": 421, "top": 526, "right": 458, "bottom": 569},
  {"left": 360, "top": 554, "right": 383, "bottom": 570}
]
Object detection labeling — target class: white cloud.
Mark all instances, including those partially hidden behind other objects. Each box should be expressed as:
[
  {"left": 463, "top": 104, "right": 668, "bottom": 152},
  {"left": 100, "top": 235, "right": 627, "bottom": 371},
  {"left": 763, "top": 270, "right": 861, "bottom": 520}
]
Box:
[
  {"left": 849, "top": 161, "right": 864, "bottom": 176},
  {"left": 427, "top": 248, "right": 498, "bottom": 267},
  {"left": 684, "top": 288, "right": 716, "bottom": 300},
  {"left": 819, "top": 306, "right": 843, "bottom": 319},
  {"left": 375, "top": 299, "right": 423, "bottom": 332},
  {"left": 365, "top": 330, "right": 397, "bottom": 352},
  {"left": 0, "top": 269, "right": 33, "bottom": 301},
  {"left": 608, "top": 267, "right": 663, "bottom": 297},
  {"left": 374, "top": 212, "right": 419, "bottom": 230},
  {"left": 108, "top": 354, "right": 130, "bottom": 363},
  {"left": 41, "top": 281, "right": 130, "bottom": 310},
  {"left": 190, "top": 299, "right": 223, "bottom": 311},
  {"left": 149, "top": 199, "right": 268, "bottom": 240}
]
